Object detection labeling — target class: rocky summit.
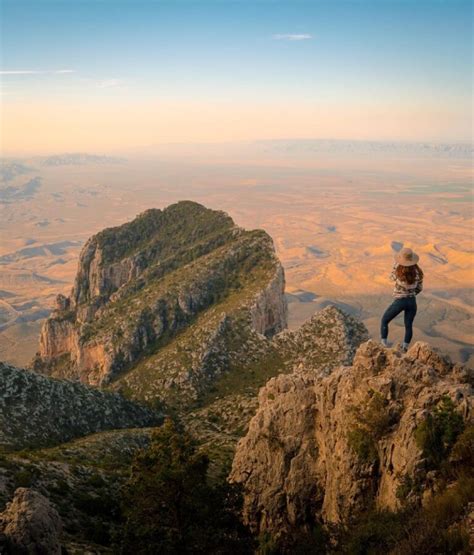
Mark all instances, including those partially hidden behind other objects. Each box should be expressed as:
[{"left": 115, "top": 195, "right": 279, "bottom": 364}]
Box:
[
  {"left": 33, "top": 201, "right": 287, "bottom": 403},
  {"left": 230, "top": 340, "right": 473, "bottom": 539}
]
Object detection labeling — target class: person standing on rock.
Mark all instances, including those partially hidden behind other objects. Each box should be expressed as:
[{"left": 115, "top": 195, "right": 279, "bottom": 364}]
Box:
[{"left": 380, "top": 247, "right": 423, "bottom": 352}]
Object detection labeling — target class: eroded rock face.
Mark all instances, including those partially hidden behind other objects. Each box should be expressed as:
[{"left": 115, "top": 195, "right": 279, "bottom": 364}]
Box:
[
  {"left": 33, "top": 202, "right": 287, "bottom": 387},
  {"left": 230, "top": 340, "right": 473, "bottom": 537},
  {"left": 251, "top": 264, "right": 287, "bottom": 337},
  {"left": 0, "top": 488, "right": 62, "bottom": 554}
]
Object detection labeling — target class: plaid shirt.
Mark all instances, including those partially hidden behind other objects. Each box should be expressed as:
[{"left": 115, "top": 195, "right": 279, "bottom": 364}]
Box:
[{"left": 390, "top": 265, "right": 423, "bottom": 298}]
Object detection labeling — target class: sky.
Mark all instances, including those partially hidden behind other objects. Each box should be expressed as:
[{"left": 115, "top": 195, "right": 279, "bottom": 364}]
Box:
[{"left": 0, "top": 0, "right": 472, "bottom": 154}]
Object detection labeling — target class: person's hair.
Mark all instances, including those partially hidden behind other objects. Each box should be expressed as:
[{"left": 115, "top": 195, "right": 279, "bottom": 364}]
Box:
[{"left": 396, "top": 264, "right": 423, "bottom": 284}]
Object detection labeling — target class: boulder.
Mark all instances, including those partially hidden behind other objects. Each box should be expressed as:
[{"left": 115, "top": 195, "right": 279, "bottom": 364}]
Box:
[{"left": 0, "top": 488, "right": 62, "bottom": 554}]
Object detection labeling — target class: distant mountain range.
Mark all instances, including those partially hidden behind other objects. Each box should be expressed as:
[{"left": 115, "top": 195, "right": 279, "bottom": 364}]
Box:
[
  {"left": 40, "top": 153, "right": 126, "bottom": 166},
  {"left": 254, "top": 139, "right": 473, "bottom": 158}
]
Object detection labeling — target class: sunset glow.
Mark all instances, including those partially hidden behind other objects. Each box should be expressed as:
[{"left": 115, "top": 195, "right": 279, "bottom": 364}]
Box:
[{"left": 1, "top": 0, "right": 472, "bottom": 154}]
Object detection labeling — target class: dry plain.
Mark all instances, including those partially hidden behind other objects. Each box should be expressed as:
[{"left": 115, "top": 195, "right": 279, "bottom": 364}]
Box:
[{"left": 0, "top": 140, "right": 472, "bottom": 367}]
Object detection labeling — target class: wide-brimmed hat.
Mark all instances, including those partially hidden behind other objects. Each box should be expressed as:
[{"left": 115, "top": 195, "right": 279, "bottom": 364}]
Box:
[{"left": 396, "top": 247, "right": 419, "bottom": 267}]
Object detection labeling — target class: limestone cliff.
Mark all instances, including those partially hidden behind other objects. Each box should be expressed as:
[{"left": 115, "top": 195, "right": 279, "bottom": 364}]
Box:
[
  {"left": 251, "top": 264, "right": 287, "bottom": 337},
  {"left": 33, "top": 201, "right": 287, "bottom": 391},
  {"left": 230, "top": 340, "right": 473, "bottom": 537}
]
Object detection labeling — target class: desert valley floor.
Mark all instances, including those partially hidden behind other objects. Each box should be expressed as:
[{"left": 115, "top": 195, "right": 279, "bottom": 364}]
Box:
[{"left": 1, "top": 141, "right": 472, "bottom": 367}]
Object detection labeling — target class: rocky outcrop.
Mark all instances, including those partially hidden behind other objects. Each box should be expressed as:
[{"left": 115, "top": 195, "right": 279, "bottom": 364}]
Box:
[
  {"left": 0, "top": 488, "right": 62, "bottom": 554},
  {"left": 37, "top": 317, "right": 78, "bottom": 361},
  {"left": 0, "top": 362, "right": 160, "bottom": 451},
  {"left": 33, "top": 202, "right": 287, "bottom": 389},
  {"left": 277, "top": 305, "right": 369, "bottom": 372},
  {"left": 230, "top": 340, "right": 473, "bottom": 537}
]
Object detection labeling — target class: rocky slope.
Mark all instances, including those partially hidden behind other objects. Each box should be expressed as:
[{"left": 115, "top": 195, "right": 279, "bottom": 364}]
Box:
[
  {"left": 230, "top": 340, "right": 473, "bottom": 538},
  {"left": 3, "top": 200, "right": 395, "bottom": 550},
  {"left": 276, "top": 303, "right": 368, "bottom": 372},
  {"left": 31, "top": 201, "right": 369, "bottom": 415},
  {"left": 0, "top": 427, "right": 159, "bottom": 551},
  {"left": 180, "top": 305, "right": 368, "bottom": 478},
  {"left": 33, "top": 201, "right": 287, "bottom": 400},
  {"left": 0, "top": 361, "right": 159, "bottom": 451}
]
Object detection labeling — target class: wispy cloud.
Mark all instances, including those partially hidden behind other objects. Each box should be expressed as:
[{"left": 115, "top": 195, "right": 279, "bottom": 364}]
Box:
[
  {"left": 272, "top": 33, "right": 313, "bottom": 41},
  {"left": 0, "top": 69, "right": 75, "bottom": 75},
  {"left": 97, "top": 79, "right": 122, "bottom": 89}
]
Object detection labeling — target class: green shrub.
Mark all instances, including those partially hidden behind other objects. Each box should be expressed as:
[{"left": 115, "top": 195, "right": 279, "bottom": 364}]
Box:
[
  {"left": 118, "top": 418, "right": 254, "bottom": 554},
  {"left": 87, "top": 472, "right": 106, "bottom": 488},
  {"left": 257, "top": 524, "right": 329, "bottom": 555},
  {"left": 256, "top": 531, "right": 279, "bottom": 555},
  {"left": 392, "top": 476, "right": 474, "bottom": 555},
  {"left": 347, "top": 390, "right": 392, "bottom": 464},
  {"left": 84, "top": 518, "right": 111, "bottom": 546},
  {"left": 290, "top": 524, "right": 330, "bottom": 554},
  {"left": 342, "top": 509, "right": 408, "bottom": 555},
  {"left": 74, "top": 491, "right": 117, "bottom": 518},
  {"left": 415, "top": 396, "right": 464, "bottom": 469},
  {"left": 14, "top": 469, "right": 34, "bottom": 488},
  {"left": 347, "top": 429, "right": 378, "bottom": 465},
  {"left": 435, "top": 526, "right": 470, "bottom": 554},
  {"left": 0, "top": 453, "right": 16, "bottom": 471},
  {"left": 395, "top": 472, "right": 425, "bottom": 504},
  {"left": 425, "top": 476, "right": 474, "bottom": 524},
  {"left": 450, "top": 424, "right": 474, "bottom": 473},
  {"left": 396, "top": 474, "right": 413, "bottom": 502},
  {"left": 207, "top": 412, "right": 221, "bottom": 424},
  {"left": 340, "top": 477, "right": 474, "bottom": 555},
  {"left": 51, "top": 479, "right": 70, "bottom": 495}
]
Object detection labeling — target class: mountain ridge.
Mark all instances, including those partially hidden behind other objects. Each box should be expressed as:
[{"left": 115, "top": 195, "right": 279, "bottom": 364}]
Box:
[
  {"left": 33, "top": 201, "right": 288, "bottom": 392},
  {"left": 0, "top": 361, "right": 160, "bottom": 452}
]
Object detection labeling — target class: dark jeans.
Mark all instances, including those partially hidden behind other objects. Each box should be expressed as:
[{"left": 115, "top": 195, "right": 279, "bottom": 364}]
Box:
[{"left": 380, "top": 296, "right": 417, "bottom": 344}]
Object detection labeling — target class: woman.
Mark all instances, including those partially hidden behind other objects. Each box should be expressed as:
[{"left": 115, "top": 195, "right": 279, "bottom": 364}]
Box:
[{"left": 380, "top": 247, "right": 423, "bottom": 351}]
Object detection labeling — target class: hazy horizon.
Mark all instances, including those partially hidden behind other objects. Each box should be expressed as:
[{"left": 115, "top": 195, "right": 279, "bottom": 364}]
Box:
[
  {"left": 1, "top": 0, "right": 472, "bottom": 155},
  {"left": 2, "top": 137, "right": 473, "bottom": 160}
]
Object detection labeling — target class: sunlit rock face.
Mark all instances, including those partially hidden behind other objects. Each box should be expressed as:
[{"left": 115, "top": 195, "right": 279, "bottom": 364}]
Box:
[{"left": 230, "top": 340, "right": 473, "bottom": 537}]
